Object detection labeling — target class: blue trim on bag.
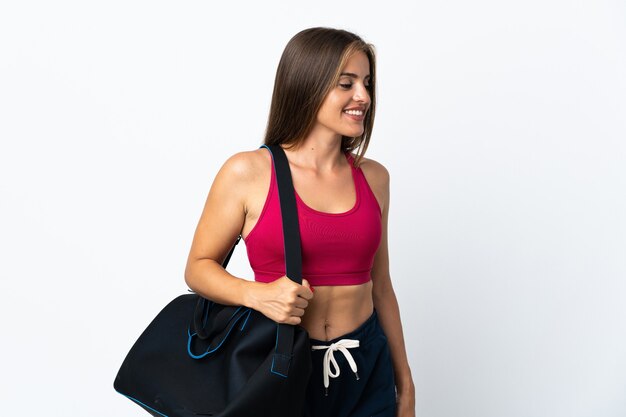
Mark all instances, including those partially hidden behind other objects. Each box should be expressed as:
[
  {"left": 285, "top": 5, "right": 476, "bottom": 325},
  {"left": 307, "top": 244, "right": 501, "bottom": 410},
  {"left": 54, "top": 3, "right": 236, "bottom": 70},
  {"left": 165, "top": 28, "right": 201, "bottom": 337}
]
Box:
[
  {"left": 271, "top": 355, "right": 288, "bottom": 378},
  {"left": 186, "top": 327, "right": 231, "bottom": 359},
  {"left": 188, "top": 305, "right": 243, "bottom": 341},
  {"left": 116, "top": 390, "right": 169, "bottom": 417},
  {"left": 270, "top": 323, "right": 288, "bottom": 378},
  {"left": 187, "top": 306, "right": 248, "bottom": 359},
  {"left": 239, "top": 309, "right": 252, "bottom": 331}
]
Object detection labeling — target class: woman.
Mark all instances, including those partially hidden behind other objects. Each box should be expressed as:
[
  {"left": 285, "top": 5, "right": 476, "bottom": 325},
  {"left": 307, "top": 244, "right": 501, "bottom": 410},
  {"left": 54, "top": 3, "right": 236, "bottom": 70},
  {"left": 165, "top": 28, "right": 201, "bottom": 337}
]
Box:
[{"left": 184, "top": 27, "right": 415, "bottom": 417}]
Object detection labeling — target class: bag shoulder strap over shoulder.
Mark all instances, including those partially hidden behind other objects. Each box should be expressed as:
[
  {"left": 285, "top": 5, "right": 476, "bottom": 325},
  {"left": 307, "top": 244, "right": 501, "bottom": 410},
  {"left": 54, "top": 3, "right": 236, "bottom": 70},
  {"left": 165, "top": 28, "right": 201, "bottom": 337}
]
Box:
[
  {"left": 261, "top": 144, "right": 303, "bottom": 377},
  {"left": 262, "top": 144, "right": 302, "bottom": 285},
  {"left": 197, "top": 144, "right": 304, "bottom": 377},
  {"left": 215, "top": 144, "right": 302, "bottom": 287}
]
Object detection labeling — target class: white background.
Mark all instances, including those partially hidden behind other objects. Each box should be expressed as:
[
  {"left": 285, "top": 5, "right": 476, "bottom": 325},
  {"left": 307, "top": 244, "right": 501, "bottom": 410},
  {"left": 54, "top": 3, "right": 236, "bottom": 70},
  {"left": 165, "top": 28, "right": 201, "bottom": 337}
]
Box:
[{"left": 1, "top": 1, "right": 625, "bottom": 416}]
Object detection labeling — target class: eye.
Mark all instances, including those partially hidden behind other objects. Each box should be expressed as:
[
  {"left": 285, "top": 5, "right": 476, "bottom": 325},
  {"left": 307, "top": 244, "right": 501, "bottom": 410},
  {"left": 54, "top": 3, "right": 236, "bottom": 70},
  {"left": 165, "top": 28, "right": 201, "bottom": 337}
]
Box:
[{"left": 339, "top": 83, "right": 372, "bottom": 90}]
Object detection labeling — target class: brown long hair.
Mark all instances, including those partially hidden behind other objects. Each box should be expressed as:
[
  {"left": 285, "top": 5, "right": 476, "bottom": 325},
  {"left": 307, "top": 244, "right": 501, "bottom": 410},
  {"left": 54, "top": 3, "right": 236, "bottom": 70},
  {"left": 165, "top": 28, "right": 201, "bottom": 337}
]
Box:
[{"left": 262, "top": 27, "right": 377, "bottom": 168}]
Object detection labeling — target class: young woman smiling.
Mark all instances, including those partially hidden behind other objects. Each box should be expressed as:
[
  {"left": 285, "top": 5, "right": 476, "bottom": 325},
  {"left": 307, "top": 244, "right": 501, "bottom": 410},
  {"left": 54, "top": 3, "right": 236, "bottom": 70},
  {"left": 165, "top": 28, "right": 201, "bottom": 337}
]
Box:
[{"left": 184, "top": 27, "right": 415, "bottom": 417}]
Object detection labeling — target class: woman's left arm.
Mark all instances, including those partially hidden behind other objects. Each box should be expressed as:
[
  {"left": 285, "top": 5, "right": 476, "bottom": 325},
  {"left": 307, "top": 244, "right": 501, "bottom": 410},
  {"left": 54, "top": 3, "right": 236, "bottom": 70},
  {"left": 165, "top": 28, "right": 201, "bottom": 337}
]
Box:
[{"left": 367, "top": 160, "right": 415, "bottom": 416}]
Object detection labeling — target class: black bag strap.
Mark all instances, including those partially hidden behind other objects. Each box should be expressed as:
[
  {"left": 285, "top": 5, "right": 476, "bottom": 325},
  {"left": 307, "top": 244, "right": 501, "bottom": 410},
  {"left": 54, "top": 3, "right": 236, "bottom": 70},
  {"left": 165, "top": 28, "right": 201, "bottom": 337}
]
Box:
[
  {"left": 264, "top": 144, "right": 303, "bottom": 285},
  {"left": 192, "top": 144, "right": 304, "bottom": 377},
  {"left": 263, "top": 144, "right": 303, "bottom": 377}
]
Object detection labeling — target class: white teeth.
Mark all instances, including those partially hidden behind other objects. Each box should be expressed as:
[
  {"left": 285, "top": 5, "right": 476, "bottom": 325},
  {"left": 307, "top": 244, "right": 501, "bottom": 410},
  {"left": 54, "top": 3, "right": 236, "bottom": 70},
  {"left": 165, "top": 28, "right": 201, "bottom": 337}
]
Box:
[{"left": 343, "top": 109, "right": 363, "bottom": 116}]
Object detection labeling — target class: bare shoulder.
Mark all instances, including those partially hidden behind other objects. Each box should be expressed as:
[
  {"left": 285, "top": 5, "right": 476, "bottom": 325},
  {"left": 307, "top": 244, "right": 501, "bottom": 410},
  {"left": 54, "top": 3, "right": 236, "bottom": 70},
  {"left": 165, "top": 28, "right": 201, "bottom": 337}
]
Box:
[
  {"left": 349, "top": 152, "right": 389, "bottom": 188},
  {"left": 213, "top": 148, "right": 269, "bottom": 187},
  {"left": 209, "top": 148, "right": 262, "bottom": 197},
  {"left": 349, "top": 152, "right": 390, "bottom": 212},
  {"left": 212, "top": 147, "right": 271, "bottom": 214},
  {"left": 217, "top": 148, "right": 267, "bottom": 179}
]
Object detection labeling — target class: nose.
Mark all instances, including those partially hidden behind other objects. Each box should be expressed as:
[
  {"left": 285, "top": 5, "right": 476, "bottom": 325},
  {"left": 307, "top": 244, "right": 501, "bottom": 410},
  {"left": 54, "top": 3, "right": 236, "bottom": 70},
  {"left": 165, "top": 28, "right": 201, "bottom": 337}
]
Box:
[{"left": 353, "top": 83, "right": 370, "bottom": 105}]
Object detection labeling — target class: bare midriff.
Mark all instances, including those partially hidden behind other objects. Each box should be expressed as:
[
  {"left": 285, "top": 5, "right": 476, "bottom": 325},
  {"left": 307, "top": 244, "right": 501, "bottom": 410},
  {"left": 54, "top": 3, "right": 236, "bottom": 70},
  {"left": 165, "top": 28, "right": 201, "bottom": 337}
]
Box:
[{"left": 300, "top": 280, "right": 374, "bottom": 341}]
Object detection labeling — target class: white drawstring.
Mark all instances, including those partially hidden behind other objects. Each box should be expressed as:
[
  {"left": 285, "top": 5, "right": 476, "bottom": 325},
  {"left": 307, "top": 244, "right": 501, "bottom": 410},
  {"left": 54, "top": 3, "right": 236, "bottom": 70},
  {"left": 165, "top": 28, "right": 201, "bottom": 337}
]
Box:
[{"left": 311, "top": 338, "right": 360, "bottom": 395}]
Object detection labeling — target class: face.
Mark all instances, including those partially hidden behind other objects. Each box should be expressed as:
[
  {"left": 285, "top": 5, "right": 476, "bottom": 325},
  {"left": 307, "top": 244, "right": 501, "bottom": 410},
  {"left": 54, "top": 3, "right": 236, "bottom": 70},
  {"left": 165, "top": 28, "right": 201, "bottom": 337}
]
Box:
[{"left": 315, "top": 51, "right": 372, "bottom": 139}]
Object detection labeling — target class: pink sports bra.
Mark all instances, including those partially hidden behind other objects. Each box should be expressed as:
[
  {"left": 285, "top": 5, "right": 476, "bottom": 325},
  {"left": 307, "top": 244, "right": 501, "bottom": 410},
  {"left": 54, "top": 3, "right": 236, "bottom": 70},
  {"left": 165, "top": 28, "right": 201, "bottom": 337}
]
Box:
[{"left": 244, "top": 148, "right": 382, "bottom": 286}]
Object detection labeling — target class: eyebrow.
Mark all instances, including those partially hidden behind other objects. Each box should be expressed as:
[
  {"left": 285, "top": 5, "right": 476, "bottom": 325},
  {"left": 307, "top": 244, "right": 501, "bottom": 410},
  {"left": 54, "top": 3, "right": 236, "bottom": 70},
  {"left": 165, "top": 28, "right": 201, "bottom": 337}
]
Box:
[{"left": 340, "top": 72, "right": 371, "bottom": 80}]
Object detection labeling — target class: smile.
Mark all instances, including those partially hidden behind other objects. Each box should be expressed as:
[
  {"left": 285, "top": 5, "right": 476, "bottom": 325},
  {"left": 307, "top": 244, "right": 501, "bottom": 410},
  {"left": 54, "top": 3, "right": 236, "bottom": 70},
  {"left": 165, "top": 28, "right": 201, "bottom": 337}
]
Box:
[{"left": 343, "top": 110, "right": 365, "bottom": 121}]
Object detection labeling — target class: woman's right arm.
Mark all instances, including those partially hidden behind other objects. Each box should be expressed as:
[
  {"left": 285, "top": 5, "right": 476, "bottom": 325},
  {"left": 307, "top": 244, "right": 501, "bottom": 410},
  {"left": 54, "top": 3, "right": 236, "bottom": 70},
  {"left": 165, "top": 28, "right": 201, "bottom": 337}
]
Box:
[{"left": 183, "top": 151, "right": 313, "bottom": 325}]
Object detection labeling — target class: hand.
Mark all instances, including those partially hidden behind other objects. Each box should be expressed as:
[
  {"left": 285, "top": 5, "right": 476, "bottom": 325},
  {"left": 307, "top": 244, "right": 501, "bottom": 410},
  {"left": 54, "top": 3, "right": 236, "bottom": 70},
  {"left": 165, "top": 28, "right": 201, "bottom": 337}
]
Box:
[{"left": 248, "top": 276, "right": 314, "bottom": 325}]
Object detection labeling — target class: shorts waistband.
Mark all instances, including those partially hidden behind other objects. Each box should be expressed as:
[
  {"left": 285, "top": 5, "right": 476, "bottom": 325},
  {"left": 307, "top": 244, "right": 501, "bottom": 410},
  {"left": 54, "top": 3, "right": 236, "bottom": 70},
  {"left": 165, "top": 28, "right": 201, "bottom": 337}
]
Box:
[{"left": 308, "top": 308, "right": 379, "bottom": 346}]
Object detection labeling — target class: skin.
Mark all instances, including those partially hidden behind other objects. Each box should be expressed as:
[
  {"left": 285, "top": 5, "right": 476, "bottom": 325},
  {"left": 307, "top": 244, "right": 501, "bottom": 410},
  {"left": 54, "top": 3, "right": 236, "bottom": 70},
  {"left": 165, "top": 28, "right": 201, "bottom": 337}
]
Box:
[{"left": 185, "top": 51, "right": 415, "bottom": 416}]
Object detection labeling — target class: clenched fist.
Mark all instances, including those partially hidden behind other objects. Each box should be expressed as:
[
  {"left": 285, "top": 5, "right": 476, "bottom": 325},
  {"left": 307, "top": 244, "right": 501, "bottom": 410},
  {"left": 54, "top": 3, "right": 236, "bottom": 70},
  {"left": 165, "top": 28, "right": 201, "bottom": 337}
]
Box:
[{"left": 246, "top": 276, "right": 314, "bottom": 325}]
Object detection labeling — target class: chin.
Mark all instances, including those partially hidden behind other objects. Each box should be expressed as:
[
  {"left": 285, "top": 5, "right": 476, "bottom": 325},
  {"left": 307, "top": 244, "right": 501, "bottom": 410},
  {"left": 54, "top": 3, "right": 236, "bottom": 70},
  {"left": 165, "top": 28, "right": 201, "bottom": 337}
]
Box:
[
  {"left": 337, "top": 132, "right": 362, "bottom": 139},
  {"left": 338, "top": 125, "right": 364, "bottom": 135},
  {"left": 328, "top": 122, "right": 364, "bottom": 138}
]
